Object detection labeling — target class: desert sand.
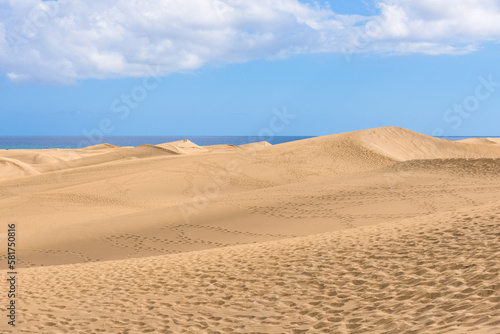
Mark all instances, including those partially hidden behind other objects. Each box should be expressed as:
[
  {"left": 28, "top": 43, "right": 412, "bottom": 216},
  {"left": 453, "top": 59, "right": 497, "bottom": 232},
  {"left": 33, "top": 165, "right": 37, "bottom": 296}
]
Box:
[{"left": 0, "top": 126, "right": 499, "bottom": 333}]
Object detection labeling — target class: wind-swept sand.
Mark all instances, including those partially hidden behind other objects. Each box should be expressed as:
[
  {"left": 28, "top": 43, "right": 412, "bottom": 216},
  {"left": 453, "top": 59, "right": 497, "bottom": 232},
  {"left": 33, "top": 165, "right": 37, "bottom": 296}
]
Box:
[
  {"left": 458, "top": 137, "right": 500, "bottom": 146},
  {"left": 0, "top": 127, "right": 499, "bottom": 333}
]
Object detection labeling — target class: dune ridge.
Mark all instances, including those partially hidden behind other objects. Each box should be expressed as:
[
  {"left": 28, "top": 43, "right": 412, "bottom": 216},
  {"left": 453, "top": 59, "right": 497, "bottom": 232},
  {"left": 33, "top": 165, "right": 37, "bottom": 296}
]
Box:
[
  {"left": 459, "top": 137, "right": 500, "bottom": 146},
  {"left": 359, "top": 127, "right": 500, "bottom": 161},
  {"left": 80, "top": 143, "right": 122, "bottom": 150},
  {"left": 2, "top": 127, "right": 500, "bottom": 181},
  {"left": 0, "top": 157, "right": 40, "bottom": 180}
]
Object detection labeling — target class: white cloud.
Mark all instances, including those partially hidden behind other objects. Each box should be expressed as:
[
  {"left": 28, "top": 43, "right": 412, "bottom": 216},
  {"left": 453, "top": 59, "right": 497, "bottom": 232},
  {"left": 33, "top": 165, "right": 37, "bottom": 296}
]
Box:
[
  {"left": 375, "top": 0, "right": 500, "bottom": 42},
  {"left": 1, "top": 0, "right": 500, "bottom": 84}
]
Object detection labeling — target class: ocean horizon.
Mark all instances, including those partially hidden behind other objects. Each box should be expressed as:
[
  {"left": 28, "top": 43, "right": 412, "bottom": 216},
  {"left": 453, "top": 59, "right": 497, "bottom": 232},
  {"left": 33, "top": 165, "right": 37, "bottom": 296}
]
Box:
[
  {"left": 0, "top": 135, "right": 315, "bottom": 150},
  {"left": 0, "top": 135, "right": 498, "bottom": 150}
]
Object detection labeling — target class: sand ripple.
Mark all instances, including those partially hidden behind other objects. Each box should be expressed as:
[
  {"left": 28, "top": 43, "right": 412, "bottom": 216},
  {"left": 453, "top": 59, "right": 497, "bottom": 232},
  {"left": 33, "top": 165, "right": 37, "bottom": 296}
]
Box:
[{"left": 2, "top": 203, "right": 499, "bottom": 333}]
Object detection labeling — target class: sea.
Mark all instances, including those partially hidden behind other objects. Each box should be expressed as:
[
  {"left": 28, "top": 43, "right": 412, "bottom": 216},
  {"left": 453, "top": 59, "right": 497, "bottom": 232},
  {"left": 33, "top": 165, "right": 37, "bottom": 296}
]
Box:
[
  {"left": 0, "top": 136, "right": 497, "bottom": 150},
  {"left": 0, "top": 136, "right": 314, "bottom": 150}
]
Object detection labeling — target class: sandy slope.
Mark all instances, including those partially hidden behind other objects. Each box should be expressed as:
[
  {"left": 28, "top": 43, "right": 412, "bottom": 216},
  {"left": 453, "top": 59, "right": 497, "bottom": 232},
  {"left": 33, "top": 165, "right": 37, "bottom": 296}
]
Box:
[
  {"left": 0, "top": 127, "right": 500, "bottom": 333},
  {"left": 0, "top": 157, "right": 40, "bottom": 180},
  {"left": 1, "top": 201, "right": 499, "bottom": 333},
  {"left": 458, "top": 138, "right": 500, "bottom": 146}
]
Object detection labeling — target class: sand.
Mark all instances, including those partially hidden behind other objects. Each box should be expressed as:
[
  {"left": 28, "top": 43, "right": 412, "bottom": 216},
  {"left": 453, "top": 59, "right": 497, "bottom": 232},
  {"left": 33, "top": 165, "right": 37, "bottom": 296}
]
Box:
[{"left": 0, "top": 126, "right": 499, "bottom": 333}]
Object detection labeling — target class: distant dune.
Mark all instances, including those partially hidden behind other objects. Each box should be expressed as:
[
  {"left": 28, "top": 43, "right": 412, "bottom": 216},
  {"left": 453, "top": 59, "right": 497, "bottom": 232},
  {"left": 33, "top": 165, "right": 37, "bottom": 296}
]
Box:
[
  {"left": 1, "top": 127, "right": 499, "bottom": 333},
  {"left": 0, "top": 157, "right": 40, "bottom": 180},
  {"left": 156, "top": 139, "right": 207, "bottom": 154},
  {"left": 359, "top": 127, "right": 500, "bottom": 160},
  {"left": 458, "top": 137, "right": 500, "bottom": 146},
  {"left": 80, "top": 143, "right": 122, "bottom": 150},
  {"left": 239, "top": 141, "right": 272, "bottom": 150}
]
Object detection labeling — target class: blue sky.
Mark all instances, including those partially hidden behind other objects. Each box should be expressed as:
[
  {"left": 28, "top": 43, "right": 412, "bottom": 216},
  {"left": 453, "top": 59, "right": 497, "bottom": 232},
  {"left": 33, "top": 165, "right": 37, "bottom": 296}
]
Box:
[{"left": 1, "top": 0, "right": 500, "bottom": 136}]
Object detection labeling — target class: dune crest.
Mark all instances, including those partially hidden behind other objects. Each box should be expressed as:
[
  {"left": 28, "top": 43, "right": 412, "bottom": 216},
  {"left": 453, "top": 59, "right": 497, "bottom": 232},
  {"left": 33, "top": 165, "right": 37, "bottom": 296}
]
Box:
[
  {"left": 359, "top": 127, "right": 500, "bottom": 161},
  {"left": 239, "top": 141, "right": 272, "bottom": 150},
  {"left": 459, "top": 137, "right": 500, "bottom": 145},
  {"left": 0, "top": 157, "right": 40, "bottom": 180},
  {"left": 81, "top": 143, "right": 121, "bottom": 150},
  {"left": 157, "top": 140, "right": 207, "bottom": 154}
]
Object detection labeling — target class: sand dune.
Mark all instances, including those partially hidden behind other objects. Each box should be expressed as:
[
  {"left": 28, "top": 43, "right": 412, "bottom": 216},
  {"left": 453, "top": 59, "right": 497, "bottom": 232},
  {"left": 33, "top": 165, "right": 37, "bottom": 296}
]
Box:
[
  {"left": 239, "top": 141, "right": 272, "bottom": 150},
  {"left": 80, "top": 143, "right": 122, "bottom": 150},
  {"left": 459, "top": 137, "right": 500, "bottom": 146},
  {"left": 295, "top": 127, "right": 500, "bottom": 162},
  {"left": 32, "top": 144, "right": 182, "bottom": 173},
  {"left": 0, "top": 157, "right": 40, "bottom": 180},
  {"left": 359, "top": 127, "right": 500, "bottom": 160},
  {"left": 204, "top": 144, "right": 245, "bottom": 152},
  {"left": 0, "top": 127, "right": 499, "bottom": 333},
  {"left": 2, "top": 127, "right": 500, "bottom": 180},
  {"left": 0, "top": 150, "right": 74, "bottom": 165},
  {"left": 157, "top": 139, "right": 208, "bottom": 154},
  {"left": 240, "top": 127, "right": 500, "bottom": 178}
]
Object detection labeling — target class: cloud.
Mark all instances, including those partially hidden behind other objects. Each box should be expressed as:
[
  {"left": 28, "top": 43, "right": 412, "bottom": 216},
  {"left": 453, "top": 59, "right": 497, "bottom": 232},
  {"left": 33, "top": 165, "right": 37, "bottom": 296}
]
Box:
[
  {"left": 341, "top": 0, "right": 500, "bottom": 58},
  {"left": 1, "top": 0, "right": 500, "bottom": 84},
  {"left": 375, "top": 0, "right": 500, "bottom": 42}
]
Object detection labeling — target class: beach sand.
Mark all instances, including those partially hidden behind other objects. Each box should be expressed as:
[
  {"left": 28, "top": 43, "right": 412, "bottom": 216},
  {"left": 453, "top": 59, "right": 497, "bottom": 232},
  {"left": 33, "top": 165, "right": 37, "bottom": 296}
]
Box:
[{"left": 0, "top": 126, "right": 499, "bottom": 333}]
